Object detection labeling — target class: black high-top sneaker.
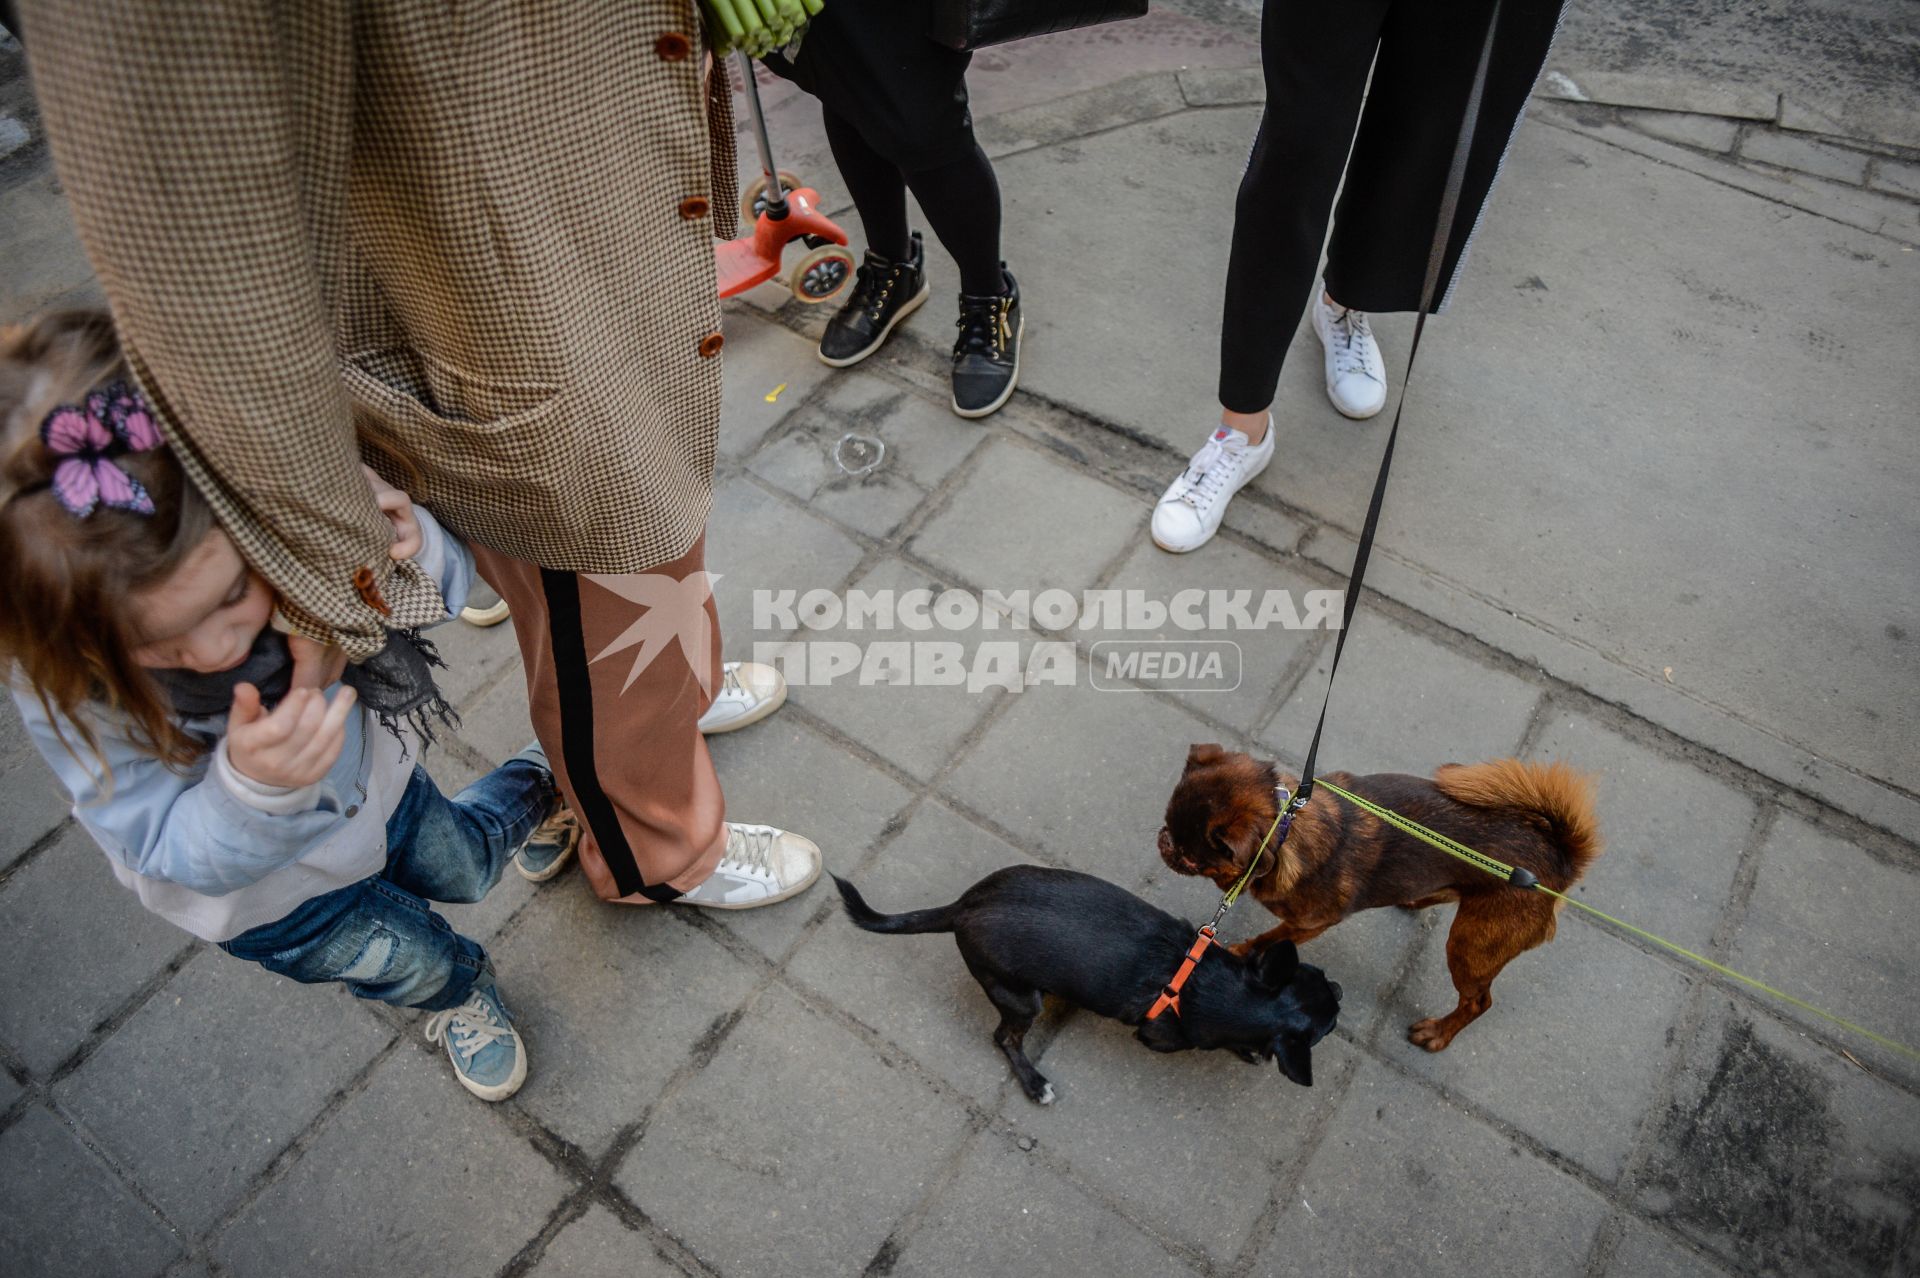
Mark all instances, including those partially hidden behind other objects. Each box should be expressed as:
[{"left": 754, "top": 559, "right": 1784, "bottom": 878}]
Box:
[
  {"left": 817, "top": 231, "right": 931, "bottom": 368},
  {"left": 950, "top": 266, "right": 1022, "bottom": 419}
]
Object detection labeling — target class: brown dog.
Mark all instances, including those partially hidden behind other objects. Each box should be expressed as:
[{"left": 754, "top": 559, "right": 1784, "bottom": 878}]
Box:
[{"left": 1158, "top": 745, "right": 1602, "bottom": 1051}]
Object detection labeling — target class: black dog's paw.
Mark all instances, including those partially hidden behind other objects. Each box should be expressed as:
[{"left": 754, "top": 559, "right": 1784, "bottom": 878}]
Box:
[
  {"left": 1022, "top": 1075, "right": 1056, "bottom": 1105},
  {"left": 1232, "top": 1048, "right": 1264, "bottom": 1065}
]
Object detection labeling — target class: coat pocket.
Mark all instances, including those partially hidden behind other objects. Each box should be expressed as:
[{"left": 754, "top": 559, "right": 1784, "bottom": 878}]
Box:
[{"left": 344, "top": 346, "right": 562, "bottom": 469}]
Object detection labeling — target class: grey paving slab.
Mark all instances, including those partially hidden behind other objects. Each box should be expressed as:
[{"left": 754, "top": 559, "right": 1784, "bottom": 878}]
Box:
[
  {"left": 783, "top": 556, "right": 1010, "bottom": 783},
  {"left": 717, "top": 309, "right": 834, "bottom": 462},
  {"left": 748, "top": 371, "right": 982, "bottom": 539},
  {"left": 1394, "top": 916, "right": 1695, "bottom": 1181},
  {"left": 1607, "top": 1218, "right": 1737, "bottom": 1278},
  {"left": 55, "top": 950, "right": 393, "bottom": 1237},
  {"left": 0, "top": 1066, "right": 20, "bottom": 1111},
  {"left": 1540, "top": 68, "right": 1781, "bottom": 121},
  {"left": 706, "top": 715, "right": 915, "bottom": 961},
  {"left": 495, "top": 886, "right": 759, "bottom": 1159},
  {"left": 1178, "top": 64, "right": 1265, "bottom": 107},
  {"left": 891, "top": 1131, "right": 1204, "bottom": 1278},
  {"left": 1553, "top": 0, "right": 1920, "bottom": 150},
  {"left": 1618, "top": 107, "right": 1743, "bottom": 154},
  {"left": 1261, "top": 616, "right": 1537, "bottom": 776},
  {"left": 1529, "top": 712, "right": 1756, "bottom": 956},
  {"left": 213, "top": 1045, "right": 570, "bottom": 1277},
  {"left": 0, "top": 1104, "right": 180, "bottom": 1278},
  {"left": 1636, "top": 998, "right": 1920, "bottom": 1277},
  {"left": 443, "top": 657, "right": 536, "bottom": 768},
  {"left": 1006, "top": 1017, "right": 1354, "bottom": 1265},
  {"left": 1741, "top": 129, "right": 1871, "bottom": 185},
  {"left": 1870, "top": 156, "right": 1920, "bottom": 200},
  {"left": 1219, "top": 494, "right": 1310, "bottom": 556},
  {"left": 0, "top": 156, "right": 99, "bottom": 324},
  {"left": 1101, "top": 537, "right": 1326, "bottom": 733},
  {"left": 706, "top": 476, "right": 868, "bottom": 653},
  {"left": 425, "top": 605, "right": 524, "bottom": 714},
  {"left": 942, "top": 675, "right": 1225, "bottom": 885},
  {"left": 528, "top": 1204, "right": 683, "bottom": 1278},
  {"left": 0, "top": 740, "right": 68, "bottom": 874},
  {"left": 618, "top": 985, "right": 973, "bottom": 1278},
  {"left": 906, "top": 439, "right": 1142, "bottom": 597},
  {"left": 788, "top": 799, "right": 1036, "bottom": 1102},
  {"left": 1255, "top": 1055, "right": 1612, "bottom": 1277},
  {"left": 1729, "top": 815, "right": 1920, "bottom": 1086},
  {"left": 0, "top": 825, "right": 189, "bottom": 1076},
  {"left": 813, "top": 370, "right": 984, "bottom": 490},
  {"left": 976, "top": 72, "right": 1186, "bottom": 159}
]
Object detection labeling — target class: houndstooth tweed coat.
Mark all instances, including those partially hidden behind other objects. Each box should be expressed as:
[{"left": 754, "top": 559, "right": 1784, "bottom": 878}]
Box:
[{"left": 21, "top": 1, "right": 739, "bottom": 654}]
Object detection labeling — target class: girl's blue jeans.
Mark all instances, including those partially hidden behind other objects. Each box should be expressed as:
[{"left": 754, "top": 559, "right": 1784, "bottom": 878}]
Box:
[{"left": 219, "top": 752, "right": 553, "bottom": 1012}]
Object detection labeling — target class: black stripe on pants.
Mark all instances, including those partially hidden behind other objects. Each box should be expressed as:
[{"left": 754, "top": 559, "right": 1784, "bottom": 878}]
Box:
[{"left": 539, "top": 568, "right": 682, "bottom": 903}]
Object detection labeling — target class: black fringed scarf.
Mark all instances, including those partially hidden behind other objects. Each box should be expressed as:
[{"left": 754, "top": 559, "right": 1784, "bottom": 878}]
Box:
[{"left": 151, "top": 628, "right": 459, "bottom": 747}]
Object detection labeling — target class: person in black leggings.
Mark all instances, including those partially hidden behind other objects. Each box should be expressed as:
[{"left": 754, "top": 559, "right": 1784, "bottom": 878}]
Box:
[
  {"left": 766, "top": 0, "right": 1022, "bottom": 419},
  {"left": 1150, "top": 0, "right": 1566, "bottom": 553}
]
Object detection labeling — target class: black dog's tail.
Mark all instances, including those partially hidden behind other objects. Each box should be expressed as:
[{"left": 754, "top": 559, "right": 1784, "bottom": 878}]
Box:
[{"left": 832, "top": 874, "right": 960, "bottom": 935}]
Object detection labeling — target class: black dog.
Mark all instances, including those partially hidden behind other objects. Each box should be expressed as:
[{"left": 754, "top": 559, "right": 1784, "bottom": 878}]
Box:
[{"left": 832, "top": 866, "right": 1341, "bottom": 1104}]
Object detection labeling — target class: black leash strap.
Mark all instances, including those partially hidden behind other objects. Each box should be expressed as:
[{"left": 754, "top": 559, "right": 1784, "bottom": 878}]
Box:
[{"left": 1293, "top": 0, "right": 1503, "bottom": 808}]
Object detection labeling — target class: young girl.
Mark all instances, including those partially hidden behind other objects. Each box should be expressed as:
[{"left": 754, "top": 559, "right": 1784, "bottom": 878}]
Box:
[{"left": 0, "top": 311, "right": 576, "bottom": 1102}]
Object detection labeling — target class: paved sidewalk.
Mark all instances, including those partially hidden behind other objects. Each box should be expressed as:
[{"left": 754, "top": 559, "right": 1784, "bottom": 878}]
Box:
[{"left": 3, "top": 8, "right": 1919, "bottom": 1278}]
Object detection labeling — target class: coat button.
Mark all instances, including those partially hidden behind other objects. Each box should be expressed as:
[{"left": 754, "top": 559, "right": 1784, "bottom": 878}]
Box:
[
  {"left": 678, "top": 195, "right": 711, "bottom": 220},
  {"left": 344, "top": 804, "right": 360, "bottom": 818},
  {"left": 655, "top": 31, "right": 692, "bottom": 61},
  {"left": 698, "top": 332, "right": 725, "bottom": 358}
]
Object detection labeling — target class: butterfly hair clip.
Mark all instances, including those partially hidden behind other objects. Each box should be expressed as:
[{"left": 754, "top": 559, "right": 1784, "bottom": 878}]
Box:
[{"left": 40, "top": 381, "right": 164, "bottom": 518}]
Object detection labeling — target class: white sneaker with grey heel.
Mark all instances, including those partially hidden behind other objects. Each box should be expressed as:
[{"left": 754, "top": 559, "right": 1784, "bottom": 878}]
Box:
[
  {"left": 1150, "top": 419, "right": 1275, "bottom": 554},
  {"left": 1311, "top": 290, "right": 1388, "bottom": 419},
  {"left": 697, "top": 661, "right": 786, "bottom": 734},
  {"left": 673, "top": 823, "right": 822, "bottom": 908}
]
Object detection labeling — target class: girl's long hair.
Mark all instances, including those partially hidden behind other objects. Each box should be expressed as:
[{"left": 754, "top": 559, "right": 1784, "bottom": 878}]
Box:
[{"left": 0, "top": 310, "right": 214, "bottom": 768}]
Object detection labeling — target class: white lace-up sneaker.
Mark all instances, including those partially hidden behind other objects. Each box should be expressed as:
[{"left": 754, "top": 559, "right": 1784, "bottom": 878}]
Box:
[
  {"left": 1150, "top": 419, "right": 1276, "bottom": 553},
  {"left": 697, "top": 661, "right": 787, "bottom": 735},
  {"left": 1311, "top": 290, "right": 1388, "bottom": 419},
  {"left": 675, "top": 823, "right": 822, "bottom": 909}
]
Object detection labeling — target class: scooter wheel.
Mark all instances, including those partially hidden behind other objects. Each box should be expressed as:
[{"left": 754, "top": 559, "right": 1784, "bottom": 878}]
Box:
[
  {"left": 740, "top": 171, "right": 806, "bottom": 223},
  {"left": 790, "top": 244, "right": 856, "bottom": 304}
]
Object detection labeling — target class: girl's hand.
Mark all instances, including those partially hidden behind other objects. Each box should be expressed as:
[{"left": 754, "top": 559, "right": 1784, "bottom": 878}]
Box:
[
  {"left": 362, "top": 464, "right": 423, "bottom": 560},
  {"left": 227, "top": 683, "right": 358, "bottom": 789}
]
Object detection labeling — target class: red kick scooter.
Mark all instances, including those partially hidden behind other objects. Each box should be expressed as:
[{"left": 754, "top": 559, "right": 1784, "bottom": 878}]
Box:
[{"left": 715, "top": 51, "right": 856, "bottom": 303}]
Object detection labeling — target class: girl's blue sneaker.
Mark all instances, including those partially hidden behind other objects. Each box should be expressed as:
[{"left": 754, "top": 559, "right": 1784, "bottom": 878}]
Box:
[
  {"left": 515, "top": 802, "right": 580, "bottom": 882},
  {"left": 423, "top": 980, "right": 527, "bottom": 1102}
]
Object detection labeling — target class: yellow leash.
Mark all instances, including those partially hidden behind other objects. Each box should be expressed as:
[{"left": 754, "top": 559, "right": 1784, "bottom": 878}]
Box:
[
  {"left": 1212, "top": 788, "right": 1305, "bottom": 925},
  {"left": 1317, "top": 780, "right": 1920, "bottom": 1065}
]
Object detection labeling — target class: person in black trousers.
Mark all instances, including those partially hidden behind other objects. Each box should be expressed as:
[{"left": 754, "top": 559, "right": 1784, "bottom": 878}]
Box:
[
  {"left": 766, "top": 0, "right": 1021, "bottom": 419},
  {"left": 1151, "top": 0, "right": 1565, "bottom": 553}
]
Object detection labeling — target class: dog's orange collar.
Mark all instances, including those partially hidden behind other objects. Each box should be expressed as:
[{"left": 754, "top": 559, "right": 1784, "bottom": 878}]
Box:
[
  {"left": 1148, "top": 787, "right": 1300, "bottom": 1022},
  {"left": 1144, "top": 925, "right": 1217, "bottom": 1021}
]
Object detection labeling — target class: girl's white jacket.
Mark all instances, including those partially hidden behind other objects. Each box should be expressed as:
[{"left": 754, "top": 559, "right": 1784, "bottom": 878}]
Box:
[{"left": 11, "top": 508, "right": 473, "bottom": 942}]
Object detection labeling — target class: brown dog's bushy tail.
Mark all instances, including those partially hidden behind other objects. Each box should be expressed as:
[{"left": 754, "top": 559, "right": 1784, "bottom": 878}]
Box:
[
  {"left": 831, "top": 874, "right": 961, "bottom": 935},
  {"left": 1433, "top": 759, "right": 1604, "bottom": 881}
]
